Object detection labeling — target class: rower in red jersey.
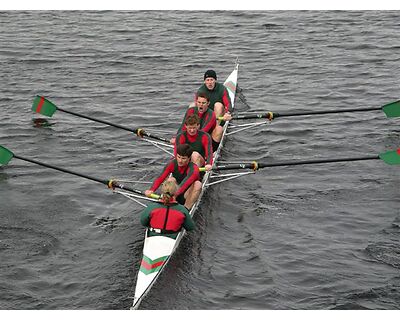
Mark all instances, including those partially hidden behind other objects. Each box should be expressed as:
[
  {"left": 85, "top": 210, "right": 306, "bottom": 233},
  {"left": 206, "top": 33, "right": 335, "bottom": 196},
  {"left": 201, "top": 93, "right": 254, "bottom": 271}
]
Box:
[
  {"left": 174, "top": 114, "right": 213, "bottom": 172},
  {"left": 145, "top": 143, "right": 201, "bottom": 209},
  {"left": 141, "top": 180, "right": 195, "bottom": 239},
  {"left": 176, "top": 93, "right": 227, "bottom": 151}
]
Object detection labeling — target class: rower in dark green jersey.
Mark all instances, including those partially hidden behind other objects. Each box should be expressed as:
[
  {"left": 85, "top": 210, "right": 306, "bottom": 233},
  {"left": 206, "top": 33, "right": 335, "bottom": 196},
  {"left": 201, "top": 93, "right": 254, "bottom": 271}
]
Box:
[{"left": 196, "top": 69, "right": 232, "bottom": 122}]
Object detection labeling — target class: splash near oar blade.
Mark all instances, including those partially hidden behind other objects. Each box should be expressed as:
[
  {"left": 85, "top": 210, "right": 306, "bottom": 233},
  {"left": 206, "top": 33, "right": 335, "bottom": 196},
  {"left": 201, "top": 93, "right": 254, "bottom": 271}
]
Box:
[
  {"left": 0, "top": 146, "right": 14, "bottom": 165},
  {"left": 32, "top": 96, "right": 57, "bottom": 117},
  {"left": 379, "top": 149, "right": 400, "bottom": 165},
  {"left": 382, "top": 100, "right": 400, "bottom": 118}
]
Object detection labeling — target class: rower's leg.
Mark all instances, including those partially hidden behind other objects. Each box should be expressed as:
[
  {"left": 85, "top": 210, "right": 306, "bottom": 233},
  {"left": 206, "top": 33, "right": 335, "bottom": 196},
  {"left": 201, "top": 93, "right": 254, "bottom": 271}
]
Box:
[
  {"left": 184, "top": 180, "right": 202, "bottom": 209},
  {"left": 213, "top": 102, "right": 224, "bottom": 118},
  {"left": 191, "top": 151, "right": 205, "bottom": 167},
  {"left": 212, "top": 139, "right": 219, "bottom": 152},
  {"left": 211, "top": 125, "right": 223, "bottom": 143}
]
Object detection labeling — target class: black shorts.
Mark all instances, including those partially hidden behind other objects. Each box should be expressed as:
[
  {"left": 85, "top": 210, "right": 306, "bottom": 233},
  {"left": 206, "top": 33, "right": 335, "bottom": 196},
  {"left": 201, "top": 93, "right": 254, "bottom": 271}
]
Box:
[{"left": 176, "top": 193, "right": 185, "bottom": 205}]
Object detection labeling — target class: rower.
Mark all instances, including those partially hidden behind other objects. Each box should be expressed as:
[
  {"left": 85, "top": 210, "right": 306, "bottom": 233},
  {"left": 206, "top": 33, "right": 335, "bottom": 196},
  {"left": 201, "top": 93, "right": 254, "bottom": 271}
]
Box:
[
  {"left": 140, "top": 180, "right": 195, "bottom": 240},
  {"left": 196, "top": 69, "right": 232, "bottom": 122},
  {"left": 176, "top": 93, "right": 228, "bottom": 151},
  {"left": 145, "top": 143, "right": 201, "bottom": 210},
  {"left": 174, "top": 114, "right": 213, "bottom": 172}
]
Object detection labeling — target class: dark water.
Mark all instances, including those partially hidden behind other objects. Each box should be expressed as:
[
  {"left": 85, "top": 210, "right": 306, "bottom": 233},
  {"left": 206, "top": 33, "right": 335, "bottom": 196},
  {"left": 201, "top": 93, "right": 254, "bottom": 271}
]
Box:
[{"left": 1, "top": 11, "right": 400, "bottom": 310}]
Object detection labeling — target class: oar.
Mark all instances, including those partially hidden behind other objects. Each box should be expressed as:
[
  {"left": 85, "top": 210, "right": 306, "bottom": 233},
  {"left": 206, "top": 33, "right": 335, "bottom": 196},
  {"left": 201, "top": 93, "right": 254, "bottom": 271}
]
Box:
[
  {"left": 219, "top": 100, "right": 400, "bottom": 121},
  {"left": 0, "top": 145, "right": 160, "bottom": 200},
  {"left": 32, "top": 96, "right": 170, "bottom": 144},
  {"left": 199, "top": 149, "right": 400, "bottom": 172}
]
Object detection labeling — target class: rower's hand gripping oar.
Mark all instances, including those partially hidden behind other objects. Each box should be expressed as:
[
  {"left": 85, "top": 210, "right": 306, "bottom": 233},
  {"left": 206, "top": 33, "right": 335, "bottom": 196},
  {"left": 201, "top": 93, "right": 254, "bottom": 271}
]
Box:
[
  {"left": 199, "top": 149, "right": 400, "bottom": 172},
  {"left": 218, "top": 100, "right": 400, "bottom": 121},
  {"left": 0, "top": 145, "right": 160, "bottom": 200},
  {"left": 32, "top": 96, "right": 170, "bottom": 144}
]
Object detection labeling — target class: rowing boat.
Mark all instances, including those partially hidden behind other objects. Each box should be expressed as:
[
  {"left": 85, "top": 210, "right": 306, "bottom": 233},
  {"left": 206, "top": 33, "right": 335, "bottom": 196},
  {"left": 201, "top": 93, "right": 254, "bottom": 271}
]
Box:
[
  {"left": 131, "top": 61, "right": 239, "bottom": 309},
  {"left": 2, "top": 58, "right": 400, "bottom": 310}
]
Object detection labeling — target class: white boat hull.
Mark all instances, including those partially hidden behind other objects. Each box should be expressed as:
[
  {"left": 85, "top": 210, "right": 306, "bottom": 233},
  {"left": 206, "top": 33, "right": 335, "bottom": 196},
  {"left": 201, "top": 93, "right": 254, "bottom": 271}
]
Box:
[{"left": 132, "top": 61, "right": 239, "bottom": 309}]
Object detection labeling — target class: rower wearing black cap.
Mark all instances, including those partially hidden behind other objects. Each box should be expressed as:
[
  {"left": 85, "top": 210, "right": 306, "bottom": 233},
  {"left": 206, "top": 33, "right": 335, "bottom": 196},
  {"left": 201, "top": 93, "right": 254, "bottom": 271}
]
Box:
[{"left": 196, "top": 69, "right": 232, "bottom": 123}]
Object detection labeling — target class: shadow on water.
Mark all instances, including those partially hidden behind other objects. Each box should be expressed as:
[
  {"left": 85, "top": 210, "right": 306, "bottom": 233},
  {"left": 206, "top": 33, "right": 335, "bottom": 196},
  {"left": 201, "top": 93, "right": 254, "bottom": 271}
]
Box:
[{"left": 32, "top": 118, "right": 54, "bottom": 128}]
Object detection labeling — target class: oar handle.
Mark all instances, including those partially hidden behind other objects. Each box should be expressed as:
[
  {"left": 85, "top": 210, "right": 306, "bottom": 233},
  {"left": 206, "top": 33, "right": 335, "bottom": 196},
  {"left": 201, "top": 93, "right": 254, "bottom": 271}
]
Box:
[
  {"left": 110, "top": 180, "right": 160, "bottom": 199},
  {"left": 57, "top": 107, "right": 170, "bottom": 143},
  {"left": 219, "top": 112, "right": 274, "bottom": 121}
]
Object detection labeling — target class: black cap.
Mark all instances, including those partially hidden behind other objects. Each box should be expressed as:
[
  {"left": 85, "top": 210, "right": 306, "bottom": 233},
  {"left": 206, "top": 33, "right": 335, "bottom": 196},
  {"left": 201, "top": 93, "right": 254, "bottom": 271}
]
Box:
[{"left": 204, "top": 70, "right": 217, "bottom": 80}]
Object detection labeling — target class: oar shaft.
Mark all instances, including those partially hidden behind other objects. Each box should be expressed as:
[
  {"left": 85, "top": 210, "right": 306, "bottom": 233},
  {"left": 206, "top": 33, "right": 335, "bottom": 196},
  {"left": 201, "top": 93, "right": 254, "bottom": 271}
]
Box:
[
  {"left": 214, "top": 155, "right": 380, "bottom": 171},
  {"left": 230, "top": 106, "right": 383, "bottom": 120},
  {"left": 56, "top": 107, "right": 170, "bottom": 143},
  {"left": 274, "top": 106, "right": 382, "bottom": 118},
  {"left": 13, "top": 154, "right": 150, "bottom": 197},
  {"left": 259, "top": 155, "right": 380, "bottom": 168},
  {"left": 14, "top": 154, "right": 107, "bottom": 184},
  {"left": 57, "top": 106, "right": 138, "bottom": 133}
]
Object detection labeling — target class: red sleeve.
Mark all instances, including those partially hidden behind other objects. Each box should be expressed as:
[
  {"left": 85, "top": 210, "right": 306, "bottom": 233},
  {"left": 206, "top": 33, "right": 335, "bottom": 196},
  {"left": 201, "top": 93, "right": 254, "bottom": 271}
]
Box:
[
  {"left": 222, "top": 88, "right": 231, "bottom": 112},
  {"left": 150, "top": 160, "right": 174, "bottom": 192},
  {"left": 174, "top": 133, "right": 186, "bottom": 157},
  {"left": 201, "top": 111, "right": 216, "bottom": 134},
  {"left": 201, "top": 133, "right": 213, "bottom": 165}
]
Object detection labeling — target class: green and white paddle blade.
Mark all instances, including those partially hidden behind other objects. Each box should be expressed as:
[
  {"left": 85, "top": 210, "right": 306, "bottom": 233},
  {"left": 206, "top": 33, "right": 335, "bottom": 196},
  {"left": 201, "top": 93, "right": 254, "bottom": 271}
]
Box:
[
  {"left": 0, "top": 146, "right": 14, "bottom": 165},
  {"left": 32, "top": 96, "right": 57, "bottom": 117},
  {"left": 382, "top": 100, "right": 400, "bottom": 118},
  {"left": 379, "top": 149, "right": 400, "bottom": 165}
]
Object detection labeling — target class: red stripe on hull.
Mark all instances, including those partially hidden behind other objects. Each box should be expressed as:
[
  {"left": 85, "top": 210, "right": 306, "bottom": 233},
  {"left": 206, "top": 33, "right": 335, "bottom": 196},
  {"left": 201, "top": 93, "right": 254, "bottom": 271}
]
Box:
[{"left": 140, "top": 259, "right": 165, "bottom": 271}]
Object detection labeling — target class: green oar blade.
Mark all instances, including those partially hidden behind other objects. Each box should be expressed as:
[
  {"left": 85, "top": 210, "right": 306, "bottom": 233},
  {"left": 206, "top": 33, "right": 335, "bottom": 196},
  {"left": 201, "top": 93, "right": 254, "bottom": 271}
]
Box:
[
  {"left": 379, "top": 149, "right": 400, "bottom": 165},
  {"left": 382, "top": 100, "right": 400, "bottom": 118},
  {"left": 0, "top": 146, "right": 14, "bottom": 165},
  {"left": 32, "top": 96, "right": 57, "bottom": 117}
]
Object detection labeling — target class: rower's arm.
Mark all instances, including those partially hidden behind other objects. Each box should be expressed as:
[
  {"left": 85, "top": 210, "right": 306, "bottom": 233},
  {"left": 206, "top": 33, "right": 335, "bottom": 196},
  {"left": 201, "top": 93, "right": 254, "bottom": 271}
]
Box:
[
  {"left": 140, "top": 205, "right": 153, "bottom": 227},
  {"left": 176, "top": 164, "right": 200, "bottom": 196},
  {"left": 149, "top": 161, "right": 174, "bottom": 192},
  {"left": 202, "top": 133, "right": 213, "bottom": 166},
  {"left": 176, "top": 107, "right": 190, "bottom": 134},
  {"left": 222, "top": 86, "right": 232, "bottom": 113},
  {"left": 201, "top": 111, "right": 216, "bottom": 134},
  {"left": 182, "top": 210, "right": 195, "bottom": 231}
]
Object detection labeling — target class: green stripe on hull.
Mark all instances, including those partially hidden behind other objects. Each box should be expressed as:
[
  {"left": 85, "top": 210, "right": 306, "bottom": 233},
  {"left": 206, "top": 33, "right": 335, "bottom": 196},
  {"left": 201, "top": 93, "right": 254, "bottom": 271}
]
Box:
[{"left": 139, "top": 255, "right": 169, "bottom": 275}]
